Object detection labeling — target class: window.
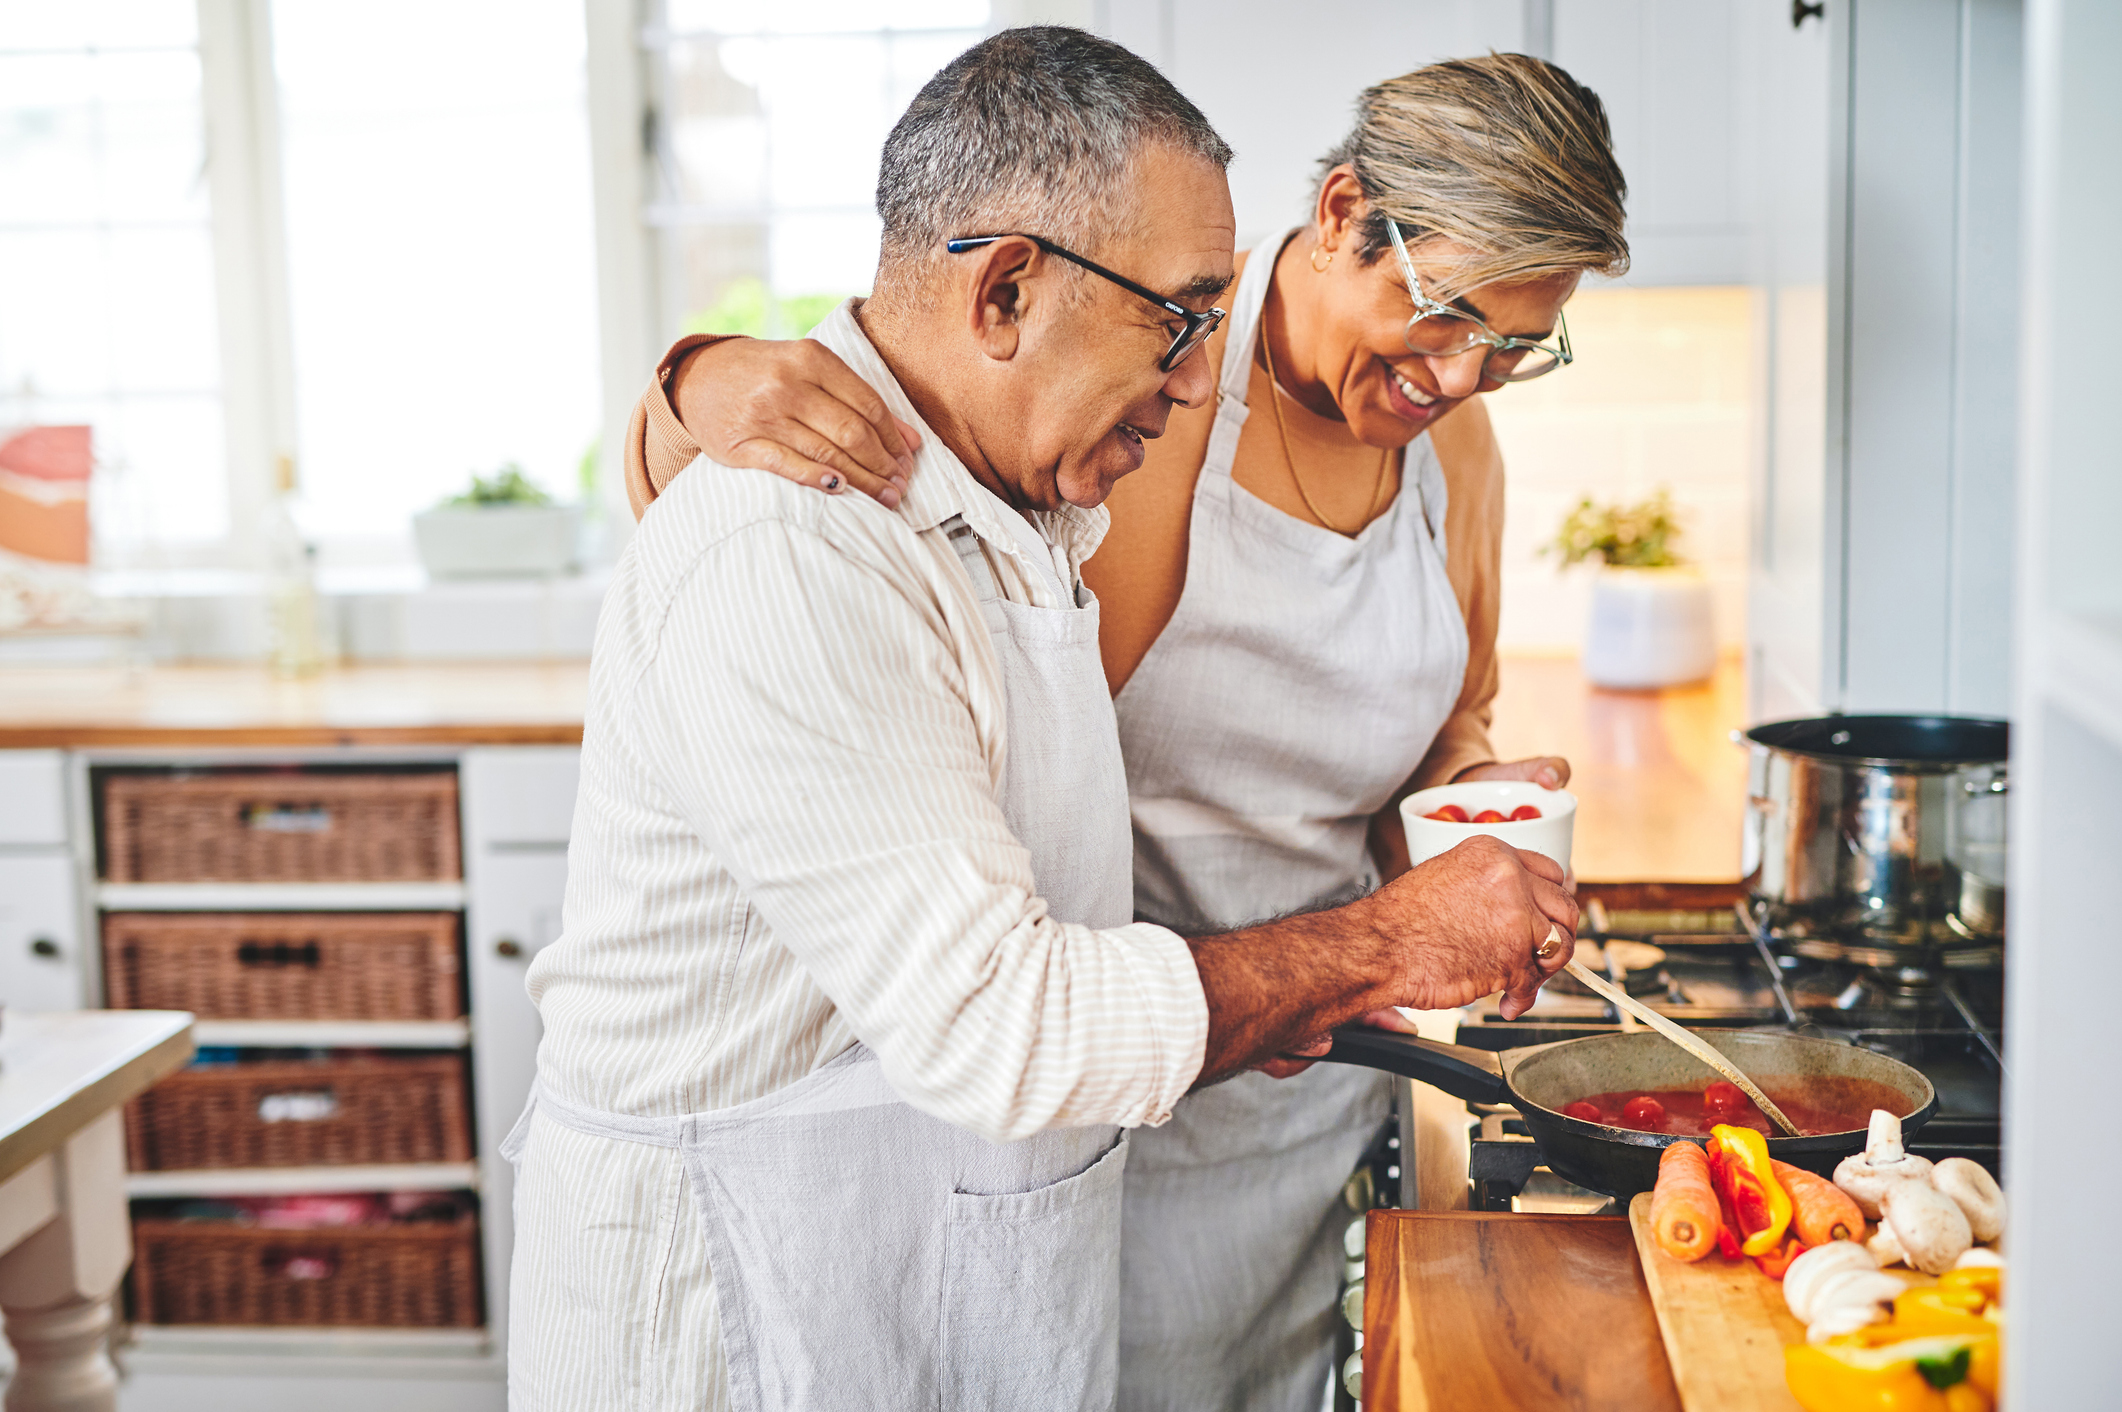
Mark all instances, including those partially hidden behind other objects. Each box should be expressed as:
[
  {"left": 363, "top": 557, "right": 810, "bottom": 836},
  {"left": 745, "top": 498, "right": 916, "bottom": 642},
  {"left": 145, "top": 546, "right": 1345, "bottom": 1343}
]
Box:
[
  {"left": 641, "top": 0, "right": 990, "bottom": 343},
  {"left": 0, "top": 0, "right": 226, "bottom": 552},
  {"left": 271, "top": 0, "right": 601, "bottom": 545}
]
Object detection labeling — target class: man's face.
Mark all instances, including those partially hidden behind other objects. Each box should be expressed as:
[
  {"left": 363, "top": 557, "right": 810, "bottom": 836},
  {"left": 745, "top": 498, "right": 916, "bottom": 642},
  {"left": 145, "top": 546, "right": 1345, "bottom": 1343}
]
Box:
[{"left": 1004, "top": 144, "right": 1236, "bottom": 509}]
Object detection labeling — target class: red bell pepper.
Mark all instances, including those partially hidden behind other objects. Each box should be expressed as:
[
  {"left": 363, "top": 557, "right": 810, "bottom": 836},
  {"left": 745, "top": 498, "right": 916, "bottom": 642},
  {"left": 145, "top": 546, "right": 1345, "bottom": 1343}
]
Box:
[{"left": 1705, "top": 1125, "right": 1795, "bottom": 1259}]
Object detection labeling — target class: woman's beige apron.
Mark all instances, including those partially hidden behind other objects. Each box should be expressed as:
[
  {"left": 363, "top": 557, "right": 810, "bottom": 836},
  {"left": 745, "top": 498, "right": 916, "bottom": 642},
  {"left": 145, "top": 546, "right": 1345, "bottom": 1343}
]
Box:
[
  {"left": 1112, "top": 230, "right": 1471, "bottom": 1412},
  {"left": 507, "top": 512, "right": 1136, "bottom": 1411}
]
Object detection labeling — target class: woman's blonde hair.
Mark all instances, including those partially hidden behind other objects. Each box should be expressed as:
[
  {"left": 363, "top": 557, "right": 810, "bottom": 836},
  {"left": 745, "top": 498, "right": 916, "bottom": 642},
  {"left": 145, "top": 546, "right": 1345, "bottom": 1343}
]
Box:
[{"left": 1318, "top": 53, "right": 1630, "bottom": 299}]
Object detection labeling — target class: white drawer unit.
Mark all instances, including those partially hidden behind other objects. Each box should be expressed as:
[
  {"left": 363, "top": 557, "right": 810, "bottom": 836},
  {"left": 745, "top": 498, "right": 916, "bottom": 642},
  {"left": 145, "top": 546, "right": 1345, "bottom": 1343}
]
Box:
[
  {"left": 0, "top": 751, "right": 68, "bottom": 847},
  {"left": 0, "top": 852, "right": 87, "bottom": 1012}
]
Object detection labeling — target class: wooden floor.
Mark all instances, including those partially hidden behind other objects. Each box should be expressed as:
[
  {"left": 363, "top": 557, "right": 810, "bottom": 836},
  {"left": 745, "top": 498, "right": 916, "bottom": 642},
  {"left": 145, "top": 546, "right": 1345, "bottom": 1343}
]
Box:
[{"left": 1487, "top": 653, "right": 1748, "bottom": 883}]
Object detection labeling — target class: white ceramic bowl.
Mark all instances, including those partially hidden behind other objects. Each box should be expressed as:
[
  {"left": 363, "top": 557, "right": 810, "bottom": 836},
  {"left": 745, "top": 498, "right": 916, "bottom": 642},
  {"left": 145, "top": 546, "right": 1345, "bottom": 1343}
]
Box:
[{"left": 1399, "top": 781, "right": 1576, "bottom": 872}]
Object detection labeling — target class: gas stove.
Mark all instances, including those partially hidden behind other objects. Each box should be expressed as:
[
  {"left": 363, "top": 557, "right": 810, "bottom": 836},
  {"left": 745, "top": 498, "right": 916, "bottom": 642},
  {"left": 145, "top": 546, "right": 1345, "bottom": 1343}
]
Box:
[{"left": 1397, "top": 882, "right": 2007, "bottom": 1215}]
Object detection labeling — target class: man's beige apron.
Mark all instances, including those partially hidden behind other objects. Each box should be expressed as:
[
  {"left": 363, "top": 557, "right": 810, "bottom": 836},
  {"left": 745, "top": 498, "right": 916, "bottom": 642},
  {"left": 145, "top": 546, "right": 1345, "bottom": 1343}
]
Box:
[
  {"left": 1113, "top": 230, "right": 1471, "bottom": 1411},
  {"left": 507, "top": 511, "right": 1136, "bottom": 1411}
]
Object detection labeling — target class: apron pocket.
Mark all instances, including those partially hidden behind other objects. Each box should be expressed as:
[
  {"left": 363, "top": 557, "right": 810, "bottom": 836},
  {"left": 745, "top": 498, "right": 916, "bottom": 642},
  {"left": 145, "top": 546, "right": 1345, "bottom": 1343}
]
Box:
[{"left": 940, "top": 1131, "right": 1128, "bottom": 1411}]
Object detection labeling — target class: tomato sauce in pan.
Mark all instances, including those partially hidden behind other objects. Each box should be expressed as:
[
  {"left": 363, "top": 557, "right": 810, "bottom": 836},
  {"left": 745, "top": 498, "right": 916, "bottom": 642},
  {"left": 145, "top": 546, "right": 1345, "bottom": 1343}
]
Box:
[{"left": 1557, "top": 1077, "right": 1913, "bottom": 1138}]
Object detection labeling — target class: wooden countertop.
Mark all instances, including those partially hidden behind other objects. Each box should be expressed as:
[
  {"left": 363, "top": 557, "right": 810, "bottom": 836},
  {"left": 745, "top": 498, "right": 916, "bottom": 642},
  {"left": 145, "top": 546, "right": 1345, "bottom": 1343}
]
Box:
[
  {"left": 0, "top": 662, "right": 589, "bottom": 747},
  {"left": 1488, "top": 653, "right": 1748, "bottom": 883},
  {"left": 1363, "top": 1209, "right": 1683, "bottom": 1411},
  {"left": 0, "top": 1011, "right": 193, "bottom": 1183}
]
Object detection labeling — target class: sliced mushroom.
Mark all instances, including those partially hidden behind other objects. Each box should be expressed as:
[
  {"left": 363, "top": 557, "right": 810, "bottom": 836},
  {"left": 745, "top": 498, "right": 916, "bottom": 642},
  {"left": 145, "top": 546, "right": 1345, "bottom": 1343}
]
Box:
[
  {"left": 1784, "top": 1241, "right": 1879, "bottom": 1323},
  {"left": 1801, "top": 1270, "right": 1906, "bottom": 1344},
  {"left": 1953, "top": 1246, "right": 2006, "bottom": 1271},
  {"left": 1932, "top": 1158, "right": 2006, "bottom": 1243},
  {"left": 1834, "top": 1109, "right": 1935, "bottom": 1219},
  {"left": 1879, "top": 1178, "right": 1974, "bottom": 1275}
]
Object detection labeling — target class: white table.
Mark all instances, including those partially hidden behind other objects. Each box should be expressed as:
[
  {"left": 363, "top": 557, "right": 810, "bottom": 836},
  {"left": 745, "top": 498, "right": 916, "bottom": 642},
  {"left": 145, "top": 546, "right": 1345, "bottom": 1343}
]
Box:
[{"left": 0, "top": 1012, "right": 192, "bottom": 1412}]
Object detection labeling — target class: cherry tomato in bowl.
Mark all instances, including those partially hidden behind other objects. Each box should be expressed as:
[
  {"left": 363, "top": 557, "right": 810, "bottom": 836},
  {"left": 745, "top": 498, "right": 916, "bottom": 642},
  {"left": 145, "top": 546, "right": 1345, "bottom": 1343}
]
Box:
[
  {"left": 1472, "top": 809, "right": 1508, "bottom": 824},
  {"left": 1507, "top": 804, "right": 1542, "bottom": 821},
  {"left": 1424, "top": 804, "right": 1471, "bottom": 823}
]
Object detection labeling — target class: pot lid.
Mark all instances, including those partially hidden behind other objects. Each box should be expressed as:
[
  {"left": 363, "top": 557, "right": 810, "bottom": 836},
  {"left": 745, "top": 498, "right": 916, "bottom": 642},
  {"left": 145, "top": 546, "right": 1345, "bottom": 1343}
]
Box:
[{"left": 1744, "top": 714, "right": 2007, "bottom": 767}]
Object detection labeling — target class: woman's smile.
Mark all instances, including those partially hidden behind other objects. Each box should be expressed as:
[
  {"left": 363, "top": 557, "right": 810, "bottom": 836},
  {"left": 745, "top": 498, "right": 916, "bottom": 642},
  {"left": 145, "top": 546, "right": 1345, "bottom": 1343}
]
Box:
[{"left": 1381, "top": 357, "right": 1445, "bottom": 426}]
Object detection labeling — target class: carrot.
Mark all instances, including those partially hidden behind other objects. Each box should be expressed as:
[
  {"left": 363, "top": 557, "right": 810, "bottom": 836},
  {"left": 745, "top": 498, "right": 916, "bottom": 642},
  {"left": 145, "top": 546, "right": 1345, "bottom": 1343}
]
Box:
[
  {"left": 1773, "top": 1159, "right": 1867, "bottom": 1246},
  {"left": 1651, "top": 1141, "right": 1721, "bottom": 1262}
]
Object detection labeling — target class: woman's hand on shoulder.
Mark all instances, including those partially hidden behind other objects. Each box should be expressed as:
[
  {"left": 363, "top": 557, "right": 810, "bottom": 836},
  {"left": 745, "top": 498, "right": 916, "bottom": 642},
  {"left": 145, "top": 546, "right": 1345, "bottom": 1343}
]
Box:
[{"left": 672, "top": 337, "right": 922, "bottom": 508}]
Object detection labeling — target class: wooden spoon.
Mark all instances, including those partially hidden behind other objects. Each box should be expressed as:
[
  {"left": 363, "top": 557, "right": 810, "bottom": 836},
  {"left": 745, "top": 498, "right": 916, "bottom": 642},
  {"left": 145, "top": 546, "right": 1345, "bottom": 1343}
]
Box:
[{"left": 1548, "top": 929, "right": 1803, "bottom": 1137}]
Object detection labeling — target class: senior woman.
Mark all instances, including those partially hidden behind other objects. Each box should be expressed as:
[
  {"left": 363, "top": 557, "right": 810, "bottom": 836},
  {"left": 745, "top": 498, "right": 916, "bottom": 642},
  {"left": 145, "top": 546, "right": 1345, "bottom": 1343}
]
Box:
[{"left": 627, "top": 53, "right": 1628, "bottom": 1412}]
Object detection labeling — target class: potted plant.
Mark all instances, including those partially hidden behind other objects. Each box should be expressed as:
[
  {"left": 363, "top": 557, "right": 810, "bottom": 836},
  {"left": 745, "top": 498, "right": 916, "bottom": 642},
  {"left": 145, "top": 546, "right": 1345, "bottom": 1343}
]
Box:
[
  {"left": 1544, "top": 488, "right": 1715, "bottom": 689},
  {"left": 412, "top": 465, "right": 580, "bottom": 579}
]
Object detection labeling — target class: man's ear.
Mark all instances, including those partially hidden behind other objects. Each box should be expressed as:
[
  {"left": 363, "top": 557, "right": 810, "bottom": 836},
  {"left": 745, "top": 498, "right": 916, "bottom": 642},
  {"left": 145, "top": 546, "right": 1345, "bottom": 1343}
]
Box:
[{"left": 964, "top": 236, "right": 1042, "bottom": 363}]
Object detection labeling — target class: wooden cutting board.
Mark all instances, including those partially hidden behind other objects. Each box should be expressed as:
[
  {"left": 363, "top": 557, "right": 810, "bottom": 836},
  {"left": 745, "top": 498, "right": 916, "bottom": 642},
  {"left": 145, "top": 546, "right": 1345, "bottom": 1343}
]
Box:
[
  {"left": 1627, "top": 1191, "right": 1808, "bottom": 1412},
  {"left": 1363, "top": 1210, "right": 1682, "bottom": 1411}
]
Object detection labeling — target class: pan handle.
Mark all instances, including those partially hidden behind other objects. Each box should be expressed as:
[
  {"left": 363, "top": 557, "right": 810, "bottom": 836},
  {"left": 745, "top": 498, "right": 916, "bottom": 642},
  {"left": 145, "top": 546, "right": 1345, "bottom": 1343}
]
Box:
[{"left": 1318, "top": 1028, "right": 1509, "bottom": 1104}]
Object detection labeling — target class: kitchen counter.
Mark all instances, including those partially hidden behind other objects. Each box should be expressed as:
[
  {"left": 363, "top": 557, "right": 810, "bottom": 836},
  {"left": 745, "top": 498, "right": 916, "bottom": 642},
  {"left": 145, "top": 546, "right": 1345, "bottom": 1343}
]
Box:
[
  {"left": 1488, "top": 652, "right": 1747, "bottom": 884},
  {"left": 0, "top": 662, "right": 588, "bottom": 747}
]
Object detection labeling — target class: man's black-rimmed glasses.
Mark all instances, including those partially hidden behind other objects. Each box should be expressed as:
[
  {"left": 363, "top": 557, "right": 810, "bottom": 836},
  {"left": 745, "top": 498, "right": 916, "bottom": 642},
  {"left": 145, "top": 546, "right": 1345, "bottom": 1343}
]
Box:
[{"left": 944, "top": 233, "right": 1226, "bottom": 372}]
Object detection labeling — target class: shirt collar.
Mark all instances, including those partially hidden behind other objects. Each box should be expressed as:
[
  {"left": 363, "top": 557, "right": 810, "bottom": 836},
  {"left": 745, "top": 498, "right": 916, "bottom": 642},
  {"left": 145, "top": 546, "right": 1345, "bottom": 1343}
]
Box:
[{"left": 806, "top": 300, "right": 1111, "bottom": 570}]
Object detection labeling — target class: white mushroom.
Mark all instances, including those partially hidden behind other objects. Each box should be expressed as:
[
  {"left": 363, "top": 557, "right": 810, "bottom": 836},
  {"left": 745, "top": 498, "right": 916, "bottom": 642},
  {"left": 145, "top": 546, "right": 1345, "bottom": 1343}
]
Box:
[
  {"left": 1867, "top": 1224, "right": 1908, "bottom": 1269},
  {"left": 1932, "top": 1158, "right": 2006, "bottom": 1243},
  {"left": 1834, "top": 1110, "right": 1935, "bottom": 1219},
  {"left": 1800, "top": 1270, "right": 1907, "bottom": 1344},
  {"left": 1953, "top": 1247, "right": 2007, "bottom": 1271},
  {"left": 1879, "top": 1178, "right": 1974, "bottom": 1275},
  {"left": 1784, "top": 1241, "right": 1880, "bottom": 1323}
]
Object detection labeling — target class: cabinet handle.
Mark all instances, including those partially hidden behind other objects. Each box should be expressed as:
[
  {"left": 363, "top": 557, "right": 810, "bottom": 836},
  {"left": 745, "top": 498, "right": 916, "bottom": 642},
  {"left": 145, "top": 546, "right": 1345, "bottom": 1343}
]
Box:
[
  {"left": 29, "top": 937, "right": 59, "bottom": 959},
  {"left": 1792, "top": 0, "right": 1824, "bottom": 26},
  {"left": 495, "top": 938, "right": 523, "bottom": 959}
]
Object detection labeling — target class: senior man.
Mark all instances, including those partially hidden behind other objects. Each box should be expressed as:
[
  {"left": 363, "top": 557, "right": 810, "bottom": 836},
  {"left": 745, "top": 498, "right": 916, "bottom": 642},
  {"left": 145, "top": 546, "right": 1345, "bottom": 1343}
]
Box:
[{"left": 507, "top": 26, "right": 1576, "bottom": 1412}]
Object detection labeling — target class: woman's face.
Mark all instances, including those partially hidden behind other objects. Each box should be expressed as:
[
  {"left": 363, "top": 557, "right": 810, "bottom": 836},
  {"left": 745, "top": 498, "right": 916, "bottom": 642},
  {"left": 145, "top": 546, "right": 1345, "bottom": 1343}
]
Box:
[{"left": 1301, "top": 172, "right": 1582, "bottom": 449}]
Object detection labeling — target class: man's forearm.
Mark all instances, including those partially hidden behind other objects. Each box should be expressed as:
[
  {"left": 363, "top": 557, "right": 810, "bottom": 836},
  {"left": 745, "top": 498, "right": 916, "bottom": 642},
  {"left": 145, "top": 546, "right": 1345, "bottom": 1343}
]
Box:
[{"left": 1185, "top": 898, "right": 1403, "bottom": 1086}]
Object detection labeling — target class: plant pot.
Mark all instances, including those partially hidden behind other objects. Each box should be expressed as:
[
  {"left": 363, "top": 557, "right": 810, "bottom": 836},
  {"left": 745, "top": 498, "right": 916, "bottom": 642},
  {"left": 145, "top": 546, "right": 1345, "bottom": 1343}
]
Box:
[
  {"left": 1581, "top": 565, "right": 1715, "bottom": 689},
  {"left": 412, "top": 505, "right": 579, "bottom": 579}
]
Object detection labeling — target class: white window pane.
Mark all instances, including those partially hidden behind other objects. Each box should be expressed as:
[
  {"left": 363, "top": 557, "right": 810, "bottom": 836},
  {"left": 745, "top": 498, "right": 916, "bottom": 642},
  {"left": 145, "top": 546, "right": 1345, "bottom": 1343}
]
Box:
[
  {"left": 665, "top": 0, "right": 988, "bottom": 36},
  {"left": 0, "top": 0, "right": 196, "bottom": 52},
  {"left": 0, "top": 230, "right": 114, "bottom": 395},
  {"left": 92, "top": 393, "right": 228, "bottom": 542},
  {"left": 273, "top": 0, "right": 601, "bottom": 538},
  {"left": 104, "top": 225, "right": 219, "bottom": 391},
  {"left": 771, "top": 212, "right": 882, "bottom": 300}
]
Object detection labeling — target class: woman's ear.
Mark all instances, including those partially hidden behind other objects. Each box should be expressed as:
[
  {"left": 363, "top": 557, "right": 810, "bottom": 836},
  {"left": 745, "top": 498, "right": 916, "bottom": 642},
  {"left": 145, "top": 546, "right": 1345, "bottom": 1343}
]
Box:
[
  {"left": 964, "top": 236, "right": 1042, "bottom": 363},
  {"left": 1313, "top": 164, "right": 1366, "bottom": 256}
]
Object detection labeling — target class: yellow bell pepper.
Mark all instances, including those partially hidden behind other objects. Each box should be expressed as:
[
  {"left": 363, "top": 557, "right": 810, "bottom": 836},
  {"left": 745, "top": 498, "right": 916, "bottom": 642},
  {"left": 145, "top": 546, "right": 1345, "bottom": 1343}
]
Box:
[
  {"left": 1783, "top": 1335, "right": 1989, "bottom": 1412},
  {"left": 1709, "top": 1123, "right": 1793, "bottom": 1257},
  {"left": 1966, "top": 1332, "right": 2001, "bottom": 1400},
  {"left": 1892, "top": 1287, "right": 1995, "bottom": 1338},
  {"left": 1936, "top": 1266, "right": 2003, "bottom": 1306}
]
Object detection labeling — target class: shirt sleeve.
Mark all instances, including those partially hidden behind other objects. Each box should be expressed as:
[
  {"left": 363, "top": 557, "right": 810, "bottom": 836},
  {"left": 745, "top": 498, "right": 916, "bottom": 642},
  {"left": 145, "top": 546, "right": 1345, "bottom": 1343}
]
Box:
[
  {"left": 1408, "top": 396, "right": 1506, "bottom": 791},
  {"left": 623, "top": 335, "right": 725, "bottom": 520},
  {"left": 630, "top": 515, "right": 1208, "bottom": 1142}
]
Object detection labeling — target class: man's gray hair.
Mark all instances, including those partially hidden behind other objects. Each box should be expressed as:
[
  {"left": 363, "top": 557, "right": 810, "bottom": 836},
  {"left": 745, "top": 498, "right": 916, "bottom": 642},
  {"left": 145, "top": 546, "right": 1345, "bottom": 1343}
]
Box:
[{"left": 875, "top": 27, "right": 1232, "bottom": 278}]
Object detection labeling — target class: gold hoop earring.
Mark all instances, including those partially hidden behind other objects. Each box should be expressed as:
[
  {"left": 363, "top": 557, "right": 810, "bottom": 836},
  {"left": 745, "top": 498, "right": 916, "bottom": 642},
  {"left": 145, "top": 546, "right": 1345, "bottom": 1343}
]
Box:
[{"left": 1309, "top": 246, "right": 1333, "bottom": 274}]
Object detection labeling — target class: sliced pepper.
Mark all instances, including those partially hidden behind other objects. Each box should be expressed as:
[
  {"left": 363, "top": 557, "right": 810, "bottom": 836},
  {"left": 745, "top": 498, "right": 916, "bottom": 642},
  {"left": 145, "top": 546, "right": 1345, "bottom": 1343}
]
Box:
[
  {"left": 1784, "top": 1335, "right": 1987, "bottom": 1412},
  {"left": 1709, "top": 1123, "right": 1793, "bottom": 1257},
  {"left": 1755, "top": 1234, "right": 1808, "bottom": 1280},
  {"left": 1892, "top": 1287, "right": 1993, "bottom": 1337},
  {"left": 1936, "top": 1266, "right": 2003, "bottom": 1307}
]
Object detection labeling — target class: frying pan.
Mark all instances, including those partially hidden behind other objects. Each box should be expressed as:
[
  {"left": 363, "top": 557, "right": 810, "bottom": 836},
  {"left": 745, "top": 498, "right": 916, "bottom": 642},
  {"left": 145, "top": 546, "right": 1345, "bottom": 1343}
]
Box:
[{"left": 1321, "top": 1027, "right": 1937, "bottom": 1200}]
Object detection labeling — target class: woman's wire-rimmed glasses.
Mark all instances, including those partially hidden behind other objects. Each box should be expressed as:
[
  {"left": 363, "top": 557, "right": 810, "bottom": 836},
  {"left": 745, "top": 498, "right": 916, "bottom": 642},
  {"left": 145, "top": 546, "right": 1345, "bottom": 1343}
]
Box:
[
  {"left": 945, "top": 233, "right": 1226, "bottom": 372},
  {"left": 1385, "top": 218, "right": 1572, "bottom": 383}
]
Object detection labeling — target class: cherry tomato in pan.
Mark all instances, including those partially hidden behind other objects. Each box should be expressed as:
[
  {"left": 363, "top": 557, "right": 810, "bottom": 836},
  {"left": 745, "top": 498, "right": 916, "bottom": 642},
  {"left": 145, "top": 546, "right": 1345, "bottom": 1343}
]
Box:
[
  {"left": 1472, "top": 809, "right": 1508, "bottom": 824},
  {"left": 1424, "top": 804, "right": 1471, "bottom": 823},
  {"left": 1561, "top": 1101, "right": 1603, "bottom": 1123},
  {"left": 1507, "top": 804, "right": 1542, "bottom": 821},
  {"left": 1621, "top": 1095, "right": 1668, "bottom": 1130},
  {"left": 1702, "top": 1081, "right": 1747, "bottom": 1120}
]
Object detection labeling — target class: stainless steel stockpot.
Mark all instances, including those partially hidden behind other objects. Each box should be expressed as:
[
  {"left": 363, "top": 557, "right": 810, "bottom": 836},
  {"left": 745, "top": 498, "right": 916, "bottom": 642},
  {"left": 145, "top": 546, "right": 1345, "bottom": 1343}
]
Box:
[{"left": 1741, "top": 715, "right": 2009, "bottom": 946}]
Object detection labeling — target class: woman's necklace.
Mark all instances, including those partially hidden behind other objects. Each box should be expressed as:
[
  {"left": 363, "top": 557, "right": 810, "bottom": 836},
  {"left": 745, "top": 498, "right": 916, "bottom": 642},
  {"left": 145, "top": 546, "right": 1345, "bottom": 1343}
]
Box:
[{"left": 1259, "top": 292, "right": 1391, "bottom": 538}]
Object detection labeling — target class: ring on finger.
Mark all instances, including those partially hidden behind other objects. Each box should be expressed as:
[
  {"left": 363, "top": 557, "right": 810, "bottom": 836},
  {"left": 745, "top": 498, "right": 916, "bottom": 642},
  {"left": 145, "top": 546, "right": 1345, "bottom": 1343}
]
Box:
[{"left": 1533, "top": 923, "right": 1569, "bottom": 963}]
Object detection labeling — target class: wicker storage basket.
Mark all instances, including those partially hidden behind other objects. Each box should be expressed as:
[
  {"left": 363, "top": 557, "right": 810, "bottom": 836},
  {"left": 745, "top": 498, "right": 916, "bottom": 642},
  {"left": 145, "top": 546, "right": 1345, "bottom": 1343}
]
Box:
[
  {"left": 103, "top": 913, "right": 463, "bottom": 1022},
  {"left": 101, "top": 771, "right": 461, "bottom": 884},
  {"left": 125, "top": 1055, "right": 472, "bottom": 1171},
  {"left": 130, "top": 1213, "right": 482, "bottom": 1327}
]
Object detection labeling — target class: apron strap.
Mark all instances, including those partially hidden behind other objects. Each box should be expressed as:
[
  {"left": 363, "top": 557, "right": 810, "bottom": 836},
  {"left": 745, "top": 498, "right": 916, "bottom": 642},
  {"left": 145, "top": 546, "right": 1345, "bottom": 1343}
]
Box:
[{"left": 943, "top": 514, "right": 1003, "bottom": 602}]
